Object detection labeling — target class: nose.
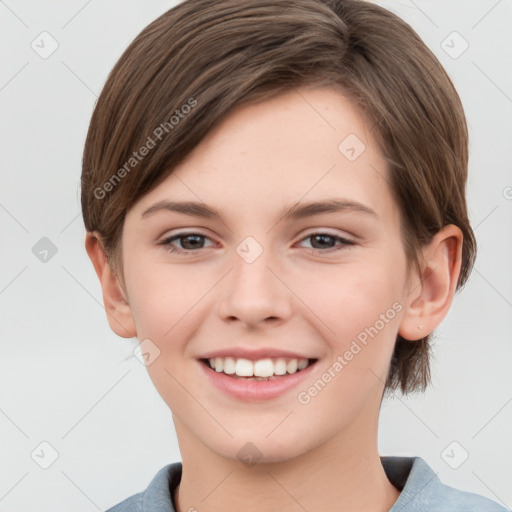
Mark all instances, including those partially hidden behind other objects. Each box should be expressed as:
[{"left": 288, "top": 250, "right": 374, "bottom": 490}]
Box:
[{"left": 216, "top": 243, "right": 293, "bottom": 328}]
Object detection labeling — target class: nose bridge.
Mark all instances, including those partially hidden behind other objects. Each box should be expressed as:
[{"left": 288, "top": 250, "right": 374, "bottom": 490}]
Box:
[{"left": 217, "top": 234, "right": 292, "bottom": 324}]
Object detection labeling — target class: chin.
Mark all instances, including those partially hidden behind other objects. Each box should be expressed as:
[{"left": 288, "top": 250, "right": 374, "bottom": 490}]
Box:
[{"left": 210, "top": 434, "right": 309, "bottom": 466}]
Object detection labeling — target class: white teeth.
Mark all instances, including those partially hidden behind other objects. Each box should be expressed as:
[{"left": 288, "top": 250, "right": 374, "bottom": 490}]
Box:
[
  {"left": 206, "top": 356, "right": 312, "bottom": 377},
  {"left": 253, "top": 358, "right": 274, "bottom": 377},
  {"left": 274, "top": 358, "right": 287, "bottom": 375},
  {"left": 286, "top": 359, "right": 297, "bottom": 374},
  {"left": 235, "top": 358, "right": 253, "bottom": 376},
  {"left": 223, "top": 357, "right": 236, "bottom": 374},
  {"left": 297, "top": 358, "right": 309, "bottom": 370}
]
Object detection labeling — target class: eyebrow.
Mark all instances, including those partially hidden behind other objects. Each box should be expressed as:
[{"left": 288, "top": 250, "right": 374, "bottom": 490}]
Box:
[{"left": 141, "top": 199, "right": 378, "bottom": 221}]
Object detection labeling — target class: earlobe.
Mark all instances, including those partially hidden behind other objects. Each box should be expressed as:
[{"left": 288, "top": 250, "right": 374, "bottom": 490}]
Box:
[
  {"left": 85, "top": 231, "right": 137, "bottom": 339},
  {"left": 398, "top": 225, "right": 463, "bottom": 341}
]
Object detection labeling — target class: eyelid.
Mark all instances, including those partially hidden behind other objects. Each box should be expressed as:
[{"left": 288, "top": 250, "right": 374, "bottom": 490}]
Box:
[
  {"left": 158, "top": 230, "right": 215, "bottom": 246},
  {"left": 158, "top": 228, "right": 212, "bottom": 242},
  {"left": 296, "top": 231, "right": 356, "bottom": 251},
  {"left": 300, "top": 227, "right": 355, "bottom": 239}
]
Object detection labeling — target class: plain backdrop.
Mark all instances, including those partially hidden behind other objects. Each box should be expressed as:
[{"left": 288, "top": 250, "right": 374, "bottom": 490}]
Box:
[{"left": 1, "top": 1, "right": 511, "bottom": 511}]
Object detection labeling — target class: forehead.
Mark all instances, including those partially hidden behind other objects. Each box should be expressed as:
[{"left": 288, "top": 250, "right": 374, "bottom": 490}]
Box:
[{"left": 130, "top": 86, "right": 395, "bottom": 224}]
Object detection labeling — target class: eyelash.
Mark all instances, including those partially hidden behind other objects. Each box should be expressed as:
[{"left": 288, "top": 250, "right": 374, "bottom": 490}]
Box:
[{"left": 158, "top": 231, "right": 355, "bottom": 255}]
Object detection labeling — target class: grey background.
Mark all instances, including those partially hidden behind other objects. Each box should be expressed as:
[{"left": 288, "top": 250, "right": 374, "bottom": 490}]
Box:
[{"left": 1, "top": 0, "right": 511, "bottom": 510}]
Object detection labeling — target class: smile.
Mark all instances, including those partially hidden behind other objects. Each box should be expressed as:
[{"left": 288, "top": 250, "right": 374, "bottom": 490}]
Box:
[
  {"left": 203, "top": 356, "right": 315, "bottom": 379},
  {"left": 199, "top": 357, "right": 319, "bottom": 401}
]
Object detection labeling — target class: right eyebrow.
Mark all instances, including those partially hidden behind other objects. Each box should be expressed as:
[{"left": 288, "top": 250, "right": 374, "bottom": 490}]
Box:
[{"left": 141, "top": 200, "right": 222, "bottom": 221}]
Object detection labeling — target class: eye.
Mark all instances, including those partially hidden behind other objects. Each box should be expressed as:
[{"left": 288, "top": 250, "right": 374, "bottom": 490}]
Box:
[
  {"left": 158, "top": 231, "right": 355, "bottom": 255},
  {"left": 158, "top": 232, "right": 215, "bottom": 254},
  {"left": 298, "top": 232, "right": 355, "bottom": 253}
]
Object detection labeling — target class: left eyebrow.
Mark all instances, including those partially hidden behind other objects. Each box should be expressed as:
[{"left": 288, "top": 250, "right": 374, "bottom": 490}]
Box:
[
  {"left": 279, "top": 199, "right": 378, "bottom": 220},
  {"left": 140, "top": 199, "right": 378, "bottom": 221}
]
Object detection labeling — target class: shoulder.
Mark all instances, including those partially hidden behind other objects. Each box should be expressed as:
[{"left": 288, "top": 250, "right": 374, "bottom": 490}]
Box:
[
  {"left": 106, "top": 492, "right": 144, "bottom": 512},
  {"left": 383, "top": 456, "right": 509, "bottom": 512},
  {"left": 105, "top": 462, "right": 182, "bottom": 512}
]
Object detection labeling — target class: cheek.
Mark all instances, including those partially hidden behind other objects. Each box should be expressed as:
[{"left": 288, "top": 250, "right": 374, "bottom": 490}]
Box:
[
  {"left": 299, "top": 258, "right": 403, "bottom": 333},
  {"left": 123, "top": 252, "right": 210, "bottom": 341},
  {"left": 300, "top": 261, "right": 404, "bottom": 381},
  {"left": 291, "top": 271, "right": 402, "bottom": 427}
]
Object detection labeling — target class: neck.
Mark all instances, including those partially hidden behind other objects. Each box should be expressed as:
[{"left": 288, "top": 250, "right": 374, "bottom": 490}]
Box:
[{"left": 172, "top": 415, "right": 400, "bottom": 512}]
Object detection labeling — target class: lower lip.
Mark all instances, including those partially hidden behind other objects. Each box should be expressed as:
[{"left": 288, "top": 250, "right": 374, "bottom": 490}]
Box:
[{"left": 198, "top": 359, "right": 318, "bottom": 402}]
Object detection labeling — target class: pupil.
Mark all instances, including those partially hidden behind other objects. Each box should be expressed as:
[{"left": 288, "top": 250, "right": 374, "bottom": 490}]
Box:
[
  {"left": 182, "top": 234, "right": 203, "bottom": 249},
  {"left": 312, "top": 234, "right": 334, "bottom": 249}
]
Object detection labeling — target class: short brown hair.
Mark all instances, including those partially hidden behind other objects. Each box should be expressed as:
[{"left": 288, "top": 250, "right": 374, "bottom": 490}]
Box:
[{"left": 81, "top": 0, "right": 476, "bottom": 395}]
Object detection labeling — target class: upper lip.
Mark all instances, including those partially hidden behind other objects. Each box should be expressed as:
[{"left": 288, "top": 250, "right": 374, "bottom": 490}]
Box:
[{"left": 198, "top": 347, "right": 317, "bottom": 361}]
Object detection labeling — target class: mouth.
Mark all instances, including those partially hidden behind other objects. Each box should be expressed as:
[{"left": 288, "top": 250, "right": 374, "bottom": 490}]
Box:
[
  {"left": 199, "top": 356, "right": 318, "bottom": 381},
  {"left": 196, "top": 350, "right": 321, "bottom": 401}
]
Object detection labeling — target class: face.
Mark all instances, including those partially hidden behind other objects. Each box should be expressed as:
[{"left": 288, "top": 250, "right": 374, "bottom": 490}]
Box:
[{"left": 120, "top": 86, "right": 411, "bottom": 463}]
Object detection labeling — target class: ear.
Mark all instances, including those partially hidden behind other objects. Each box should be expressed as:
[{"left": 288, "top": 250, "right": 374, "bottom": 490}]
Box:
[
  {"left": 85, "top": 231, "right": 137, "bottom": 339},
  {"left": 398, "top": 224, "right": 463, "bottom": 341}
]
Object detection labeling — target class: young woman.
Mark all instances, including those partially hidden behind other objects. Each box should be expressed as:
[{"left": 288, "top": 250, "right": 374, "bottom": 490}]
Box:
[{"left": 81, "top": 0, "right": 507, "bottom": 510}]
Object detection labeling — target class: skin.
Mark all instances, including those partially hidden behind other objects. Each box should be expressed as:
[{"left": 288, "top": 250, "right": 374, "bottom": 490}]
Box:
[{"left": 87, "top": 86, "right": 463, "bottom": 511}]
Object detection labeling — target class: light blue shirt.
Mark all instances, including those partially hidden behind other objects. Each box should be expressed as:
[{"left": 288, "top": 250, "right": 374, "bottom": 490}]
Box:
[{"left": 106, "top": 456, "right": 509, "bottom": 511}]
